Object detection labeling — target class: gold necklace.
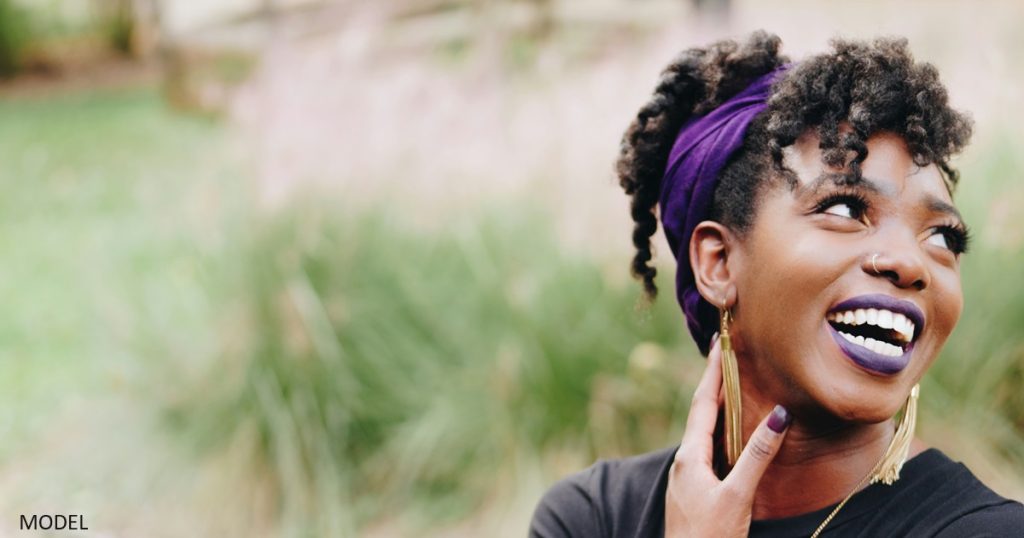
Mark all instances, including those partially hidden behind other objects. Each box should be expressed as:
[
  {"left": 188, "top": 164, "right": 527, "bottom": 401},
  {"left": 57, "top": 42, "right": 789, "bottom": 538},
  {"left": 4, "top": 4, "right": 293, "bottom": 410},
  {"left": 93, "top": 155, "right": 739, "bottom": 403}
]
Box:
[{"left": 808, "top": 467, "right": 875, "bottom": 538}]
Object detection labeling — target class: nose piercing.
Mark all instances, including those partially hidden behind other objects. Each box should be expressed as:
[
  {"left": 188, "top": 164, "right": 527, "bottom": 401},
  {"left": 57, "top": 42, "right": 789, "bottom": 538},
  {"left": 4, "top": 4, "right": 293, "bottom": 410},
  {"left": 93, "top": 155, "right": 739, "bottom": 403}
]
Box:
[{"left": 871, "top": 253, "right": 881, "bottom": 275}]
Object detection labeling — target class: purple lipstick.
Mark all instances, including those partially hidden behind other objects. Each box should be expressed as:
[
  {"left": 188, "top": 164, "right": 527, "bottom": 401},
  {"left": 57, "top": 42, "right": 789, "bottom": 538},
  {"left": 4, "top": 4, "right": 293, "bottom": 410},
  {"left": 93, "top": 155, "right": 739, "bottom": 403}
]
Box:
[{"left": 825, "top": 294, "right": 925, "bottom": 376}]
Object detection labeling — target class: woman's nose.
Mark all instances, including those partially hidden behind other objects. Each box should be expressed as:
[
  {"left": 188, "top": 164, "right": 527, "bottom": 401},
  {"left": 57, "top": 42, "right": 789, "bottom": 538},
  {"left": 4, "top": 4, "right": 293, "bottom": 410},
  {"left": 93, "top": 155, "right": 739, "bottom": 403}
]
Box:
[{"left": 863, "top": 245, "right": 930, "bottom": 291}]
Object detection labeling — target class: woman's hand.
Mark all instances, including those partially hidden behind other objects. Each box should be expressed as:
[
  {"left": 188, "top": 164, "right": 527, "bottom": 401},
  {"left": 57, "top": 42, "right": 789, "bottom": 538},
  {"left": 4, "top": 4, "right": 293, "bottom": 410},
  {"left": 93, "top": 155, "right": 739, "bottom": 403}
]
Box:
[{"left": 665, "top": 337, "right": 792, "bottom": 537}]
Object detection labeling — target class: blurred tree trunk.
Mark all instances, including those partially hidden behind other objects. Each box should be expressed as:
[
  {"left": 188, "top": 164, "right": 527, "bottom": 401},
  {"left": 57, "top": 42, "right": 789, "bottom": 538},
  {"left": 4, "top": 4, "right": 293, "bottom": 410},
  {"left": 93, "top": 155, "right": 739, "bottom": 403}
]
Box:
[
  {"left": 93, "top": 0, "right": 134, "bottom": 54},
  {"left": 132, "top": 0, "right": 162, "bottom": 58},
  {"left": 88, "top": 0, "right": 162, "bottom": 58}
]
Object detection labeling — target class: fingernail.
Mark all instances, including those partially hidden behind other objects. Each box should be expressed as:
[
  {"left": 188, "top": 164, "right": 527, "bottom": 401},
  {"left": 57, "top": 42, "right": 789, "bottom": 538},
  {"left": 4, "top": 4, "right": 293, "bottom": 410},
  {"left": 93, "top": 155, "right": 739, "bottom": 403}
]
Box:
[
  {"left": 767, "top": 405, "right": 792, "bottom": 433},
  {"left": 711, "top": 332, "right": 720, "bottom": 345}
]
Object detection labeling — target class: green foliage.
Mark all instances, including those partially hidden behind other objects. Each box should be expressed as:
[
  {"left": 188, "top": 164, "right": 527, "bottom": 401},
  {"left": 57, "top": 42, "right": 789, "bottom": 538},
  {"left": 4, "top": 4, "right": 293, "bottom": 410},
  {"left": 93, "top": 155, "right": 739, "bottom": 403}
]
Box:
[
  {"left": 166, "top": 201, "right": 695, "bottom": 531},
  {"left": 0, "top": 0, "right": 30, "bottom": 76},
  {"left": 926, "top": 137, "right": 1024, "bottom": 467},
  {"left": 0, "top": 88, "right": 225, "bottom": 462}
]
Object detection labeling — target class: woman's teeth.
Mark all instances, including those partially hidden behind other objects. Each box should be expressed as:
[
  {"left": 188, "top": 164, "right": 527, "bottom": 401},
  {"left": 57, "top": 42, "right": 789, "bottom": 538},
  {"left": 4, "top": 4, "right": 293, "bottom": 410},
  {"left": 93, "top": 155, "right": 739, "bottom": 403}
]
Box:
[
  {"left": 828, "top": 308, "right": 915, "bottom": 342},
  {"left": 827, "top": 308, "right": 916, "bottom": 358},
  {"left": 837, "top": 331, "right": 905, "bottom": 357}
]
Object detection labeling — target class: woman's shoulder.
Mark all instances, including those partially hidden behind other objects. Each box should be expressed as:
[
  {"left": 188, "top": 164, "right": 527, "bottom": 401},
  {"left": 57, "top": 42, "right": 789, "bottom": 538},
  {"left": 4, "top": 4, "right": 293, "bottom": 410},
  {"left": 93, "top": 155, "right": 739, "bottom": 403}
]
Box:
[
  {"left": 893, "top": 448, "right": 1024, "bottom": 537},
  {"left": 934, "top": 501, "right": 1024, "bottom": 538},
  {"left": 528, "top": 445, "right": 677, "bottom": 538}
]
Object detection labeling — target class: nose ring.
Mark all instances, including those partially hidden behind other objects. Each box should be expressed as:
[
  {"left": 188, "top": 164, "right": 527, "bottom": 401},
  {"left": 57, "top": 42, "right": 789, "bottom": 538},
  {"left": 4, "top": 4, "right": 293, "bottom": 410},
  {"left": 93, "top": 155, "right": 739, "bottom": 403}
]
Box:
[{"left": 871, "top": 253, "right": 881, "bottom": 275}]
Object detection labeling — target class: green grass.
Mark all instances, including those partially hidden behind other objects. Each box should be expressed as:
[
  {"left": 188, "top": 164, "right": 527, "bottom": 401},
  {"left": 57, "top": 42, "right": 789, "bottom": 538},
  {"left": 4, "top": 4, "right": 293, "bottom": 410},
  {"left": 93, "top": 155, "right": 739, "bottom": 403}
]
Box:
[
  {"left": 0, "top": 89, "right": 228, "bottom": 461},
  {"left": 163, "top": 201, "right": 697, "bottom": 533}
]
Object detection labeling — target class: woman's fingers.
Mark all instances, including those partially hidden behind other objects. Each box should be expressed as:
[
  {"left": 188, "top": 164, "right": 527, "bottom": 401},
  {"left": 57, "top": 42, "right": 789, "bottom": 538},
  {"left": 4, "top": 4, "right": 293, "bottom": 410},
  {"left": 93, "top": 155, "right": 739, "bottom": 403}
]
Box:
[
  {"left": 722, "top": 405, "right": 792, "bottom": 499},
  {"left": 678, "top": 336, "right": 723, "bottom": 467}
]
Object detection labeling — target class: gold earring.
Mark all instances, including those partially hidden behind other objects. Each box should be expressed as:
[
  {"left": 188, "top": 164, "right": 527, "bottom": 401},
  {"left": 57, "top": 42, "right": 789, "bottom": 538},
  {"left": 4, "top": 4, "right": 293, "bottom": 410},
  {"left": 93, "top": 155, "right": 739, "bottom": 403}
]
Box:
[
  {"left": 872, "top": 383, "right": 920, "bottom": 485},
  {"left": 720, "top": 308, "right": 743, "bottom": 466}
]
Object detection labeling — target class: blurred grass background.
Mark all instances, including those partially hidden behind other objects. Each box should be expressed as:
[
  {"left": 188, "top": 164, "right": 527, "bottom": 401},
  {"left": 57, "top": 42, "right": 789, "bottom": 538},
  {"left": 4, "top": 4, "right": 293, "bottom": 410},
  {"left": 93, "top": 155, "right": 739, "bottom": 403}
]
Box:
[{"left": 1, "top": 1, "right": 1023, "bottom": 537}]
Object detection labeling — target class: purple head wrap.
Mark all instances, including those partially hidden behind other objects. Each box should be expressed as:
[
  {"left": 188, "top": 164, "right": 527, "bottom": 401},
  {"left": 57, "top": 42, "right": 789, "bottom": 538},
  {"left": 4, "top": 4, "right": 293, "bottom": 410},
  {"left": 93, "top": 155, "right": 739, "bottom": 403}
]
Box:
[{"left": 659, "top": 65, "right": 791, "bottom": 354}]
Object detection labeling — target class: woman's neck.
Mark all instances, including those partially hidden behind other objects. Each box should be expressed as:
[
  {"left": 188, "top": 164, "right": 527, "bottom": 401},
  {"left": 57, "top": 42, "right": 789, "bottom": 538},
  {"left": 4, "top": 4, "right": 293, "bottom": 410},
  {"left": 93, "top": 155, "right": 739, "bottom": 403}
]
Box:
[
  {"left": 726, "top": 382, "right": 924, "bottom": 520},
  {"left": 743, "top": 405, "right": 891, "bottom": 519}
]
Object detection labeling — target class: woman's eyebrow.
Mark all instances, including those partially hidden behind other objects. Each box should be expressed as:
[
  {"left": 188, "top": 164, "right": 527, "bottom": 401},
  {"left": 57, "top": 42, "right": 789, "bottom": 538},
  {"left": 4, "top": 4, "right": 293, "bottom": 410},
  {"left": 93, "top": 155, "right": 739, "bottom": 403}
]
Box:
[
  {"left": 924, "top": 195, "right": 965, "bottom": 223},
  {"left": 796, "top": 172, "right": 884, "bottom": 197}
]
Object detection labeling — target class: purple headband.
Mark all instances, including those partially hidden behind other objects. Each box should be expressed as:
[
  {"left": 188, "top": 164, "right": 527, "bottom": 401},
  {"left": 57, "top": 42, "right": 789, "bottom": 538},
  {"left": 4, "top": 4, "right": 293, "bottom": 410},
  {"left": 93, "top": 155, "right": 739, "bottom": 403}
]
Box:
[{"left": 659, "top": 65, "right": 791, "bottom": 354}]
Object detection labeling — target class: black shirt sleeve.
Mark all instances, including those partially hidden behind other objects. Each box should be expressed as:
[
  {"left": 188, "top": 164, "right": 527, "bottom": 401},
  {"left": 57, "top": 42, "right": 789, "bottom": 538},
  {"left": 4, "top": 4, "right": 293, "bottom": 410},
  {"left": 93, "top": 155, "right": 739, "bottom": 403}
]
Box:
[
  {"left": 934, "top": 500, "right": 1024, "bottom": 538},
  {"left": 529, "top": 447, "right": 677, "bottom": 538},
  {"left": 529, "top": 467, "right": 602, "bottom": 538}
]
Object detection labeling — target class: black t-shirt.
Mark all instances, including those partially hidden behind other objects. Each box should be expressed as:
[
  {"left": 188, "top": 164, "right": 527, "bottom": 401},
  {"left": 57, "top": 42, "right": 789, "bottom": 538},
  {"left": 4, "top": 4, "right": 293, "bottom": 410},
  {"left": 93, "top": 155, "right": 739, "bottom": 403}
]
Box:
[{"left": 530, "top": 446, "right": 1024, "bottom": 537}]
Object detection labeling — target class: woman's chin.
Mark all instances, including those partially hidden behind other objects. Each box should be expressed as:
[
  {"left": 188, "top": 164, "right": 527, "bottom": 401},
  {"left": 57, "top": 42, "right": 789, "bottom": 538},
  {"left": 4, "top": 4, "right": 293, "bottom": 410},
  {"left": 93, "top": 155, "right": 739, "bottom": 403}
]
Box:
[
  {"left": 823, "top": 396, "right": 904, "bottom": 425},
  {"left": 803, "top": 353, "right": 916, "bottom": 424}
]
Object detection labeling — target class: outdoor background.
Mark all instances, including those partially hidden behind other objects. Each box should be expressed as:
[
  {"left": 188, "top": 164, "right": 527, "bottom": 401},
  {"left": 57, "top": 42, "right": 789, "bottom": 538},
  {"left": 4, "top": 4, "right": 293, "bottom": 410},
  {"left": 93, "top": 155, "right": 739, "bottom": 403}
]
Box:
[{"left": 1, "top": 0, "right": 1023, "bottom": 536}]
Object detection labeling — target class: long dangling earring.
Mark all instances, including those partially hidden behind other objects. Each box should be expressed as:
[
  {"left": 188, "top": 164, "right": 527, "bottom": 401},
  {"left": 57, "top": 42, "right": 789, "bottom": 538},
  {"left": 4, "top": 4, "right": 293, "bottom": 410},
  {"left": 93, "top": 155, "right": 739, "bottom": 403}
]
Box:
[
  {"left": 719, "top": 308, "right": 743, "bottom": 467},
  {"left": 872, "top": 383, "right": 920, "bottom": 485}
]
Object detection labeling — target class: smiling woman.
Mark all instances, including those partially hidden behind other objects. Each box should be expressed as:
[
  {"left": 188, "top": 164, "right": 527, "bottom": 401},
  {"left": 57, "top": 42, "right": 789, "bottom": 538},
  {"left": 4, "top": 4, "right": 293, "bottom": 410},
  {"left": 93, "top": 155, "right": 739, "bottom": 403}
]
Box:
[{"left": 530, "top": 32, "right": 1024, "bottom": 537}]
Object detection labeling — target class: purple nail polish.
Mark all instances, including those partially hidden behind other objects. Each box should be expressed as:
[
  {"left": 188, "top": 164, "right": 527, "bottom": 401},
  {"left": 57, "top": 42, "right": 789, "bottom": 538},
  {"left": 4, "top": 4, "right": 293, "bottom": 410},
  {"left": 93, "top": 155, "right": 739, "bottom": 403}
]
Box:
[{"left": 767, "top": 405, "right": 792, "bottom": 433}]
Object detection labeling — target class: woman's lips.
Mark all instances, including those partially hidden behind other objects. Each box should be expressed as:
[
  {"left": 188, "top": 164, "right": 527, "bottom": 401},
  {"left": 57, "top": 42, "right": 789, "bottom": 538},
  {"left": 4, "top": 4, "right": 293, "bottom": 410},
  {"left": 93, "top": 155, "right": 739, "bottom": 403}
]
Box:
[{"left": 825, "top": 294, "right": 925, "bottom": 376}]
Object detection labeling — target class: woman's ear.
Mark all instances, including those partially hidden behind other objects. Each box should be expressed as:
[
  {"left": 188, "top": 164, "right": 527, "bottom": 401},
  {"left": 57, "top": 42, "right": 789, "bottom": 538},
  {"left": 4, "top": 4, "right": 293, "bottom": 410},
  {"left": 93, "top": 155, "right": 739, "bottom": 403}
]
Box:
[{"left": 689, "top": 221, "right": 738, "bottom": 309}]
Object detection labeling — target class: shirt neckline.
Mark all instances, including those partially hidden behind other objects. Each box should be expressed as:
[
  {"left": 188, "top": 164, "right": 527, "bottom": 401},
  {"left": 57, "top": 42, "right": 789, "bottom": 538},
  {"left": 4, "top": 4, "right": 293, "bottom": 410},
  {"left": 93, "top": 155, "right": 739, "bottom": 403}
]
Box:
[{"left": 747, "top": 447, "right": 952, "bottom": 535}]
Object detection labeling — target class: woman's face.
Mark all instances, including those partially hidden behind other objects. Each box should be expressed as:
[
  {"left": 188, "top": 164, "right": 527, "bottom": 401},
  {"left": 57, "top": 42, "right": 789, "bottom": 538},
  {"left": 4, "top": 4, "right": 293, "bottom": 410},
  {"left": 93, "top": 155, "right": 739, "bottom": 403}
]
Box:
[{"left": 728, "top": 131, "right": 966, "bottom": 423}]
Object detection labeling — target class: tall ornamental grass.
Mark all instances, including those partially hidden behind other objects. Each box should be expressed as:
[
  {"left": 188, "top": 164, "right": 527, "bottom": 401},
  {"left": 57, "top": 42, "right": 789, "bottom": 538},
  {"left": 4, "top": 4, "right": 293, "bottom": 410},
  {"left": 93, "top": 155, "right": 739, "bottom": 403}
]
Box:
[
  {"left": 924, "top": 137, "right": 1024, "bottom": 479},
  {"left": 164, "top": 201, "right": 696, "bottom": 533}
]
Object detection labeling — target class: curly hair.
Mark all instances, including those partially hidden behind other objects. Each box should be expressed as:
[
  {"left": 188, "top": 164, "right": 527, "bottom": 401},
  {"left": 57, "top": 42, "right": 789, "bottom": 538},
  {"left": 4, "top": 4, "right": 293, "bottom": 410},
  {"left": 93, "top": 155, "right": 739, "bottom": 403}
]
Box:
[{"left": 617, "top": 31, "right": 973, "bottom": 301}]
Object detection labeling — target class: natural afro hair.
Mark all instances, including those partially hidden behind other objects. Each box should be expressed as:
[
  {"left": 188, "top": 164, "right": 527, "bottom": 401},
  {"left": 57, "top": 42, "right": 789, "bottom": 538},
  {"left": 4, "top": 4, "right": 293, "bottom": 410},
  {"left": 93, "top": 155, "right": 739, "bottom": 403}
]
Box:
[{"left": 616, "top": 31, "right": 972, "bottom": 301}]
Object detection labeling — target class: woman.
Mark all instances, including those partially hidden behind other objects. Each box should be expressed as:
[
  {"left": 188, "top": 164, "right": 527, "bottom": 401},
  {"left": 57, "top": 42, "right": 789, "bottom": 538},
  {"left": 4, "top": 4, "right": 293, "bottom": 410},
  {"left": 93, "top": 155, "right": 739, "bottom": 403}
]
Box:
[{"left": 530, "top": 32, "right": 1024, "bottom": 537}]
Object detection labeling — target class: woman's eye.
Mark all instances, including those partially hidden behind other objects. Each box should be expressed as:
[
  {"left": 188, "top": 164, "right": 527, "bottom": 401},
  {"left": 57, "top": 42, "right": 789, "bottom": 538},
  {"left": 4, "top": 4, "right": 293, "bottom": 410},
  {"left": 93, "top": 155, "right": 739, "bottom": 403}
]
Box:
[
  {"left": 813, "top": 194, "right": 869, "bottom": 223},
  {"left": 925, "top": 232, "right": 949, "bottom": 249},
  {"left": 824, "top": 203, "right": 856, "bottom": 219}
]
